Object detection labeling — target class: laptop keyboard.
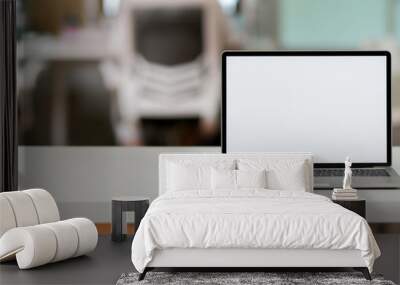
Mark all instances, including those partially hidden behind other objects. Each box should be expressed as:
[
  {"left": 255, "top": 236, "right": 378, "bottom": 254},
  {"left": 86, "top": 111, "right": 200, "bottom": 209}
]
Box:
[{"left": 314, "top": 169, "right": 390, "bottom": 177}]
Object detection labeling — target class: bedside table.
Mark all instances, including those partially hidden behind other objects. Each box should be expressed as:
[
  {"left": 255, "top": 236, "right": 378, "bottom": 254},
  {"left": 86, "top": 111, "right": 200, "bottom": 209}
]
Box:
[
  {"left": 332, "top": 199, "right": 366, "bottom": 218},
  {"left": 112, "top": 196, "right": 150, "bottom": 242}
]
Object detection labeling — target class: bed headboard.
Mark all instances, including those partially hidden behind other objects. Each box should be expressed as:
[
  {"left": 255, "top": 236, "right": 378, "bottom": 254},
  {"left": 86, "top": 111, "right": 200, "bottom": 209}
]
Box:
[{"left": 159, "top": 153, "right": 313, "bottom": 195}]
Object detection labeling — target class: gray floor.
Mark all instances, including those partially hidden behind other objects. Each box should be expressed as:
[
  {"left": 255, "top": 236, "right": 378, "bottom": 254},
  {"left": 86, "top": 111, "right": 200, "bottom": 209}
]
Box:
[
  {"left": 0, "top": 236, "right": 134, "bottom": 285},
  {"left": 1, "top": 235, "right": 398, "bottom": 284}
]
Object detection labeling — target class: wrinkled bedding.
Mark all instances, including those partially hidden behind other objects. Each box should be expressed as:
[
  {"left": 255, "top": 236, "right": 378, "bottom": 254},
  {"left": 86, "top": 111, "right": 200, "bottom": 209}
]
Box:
[{"left": 131, "top": 190, "right": 380, "bottom": 272}]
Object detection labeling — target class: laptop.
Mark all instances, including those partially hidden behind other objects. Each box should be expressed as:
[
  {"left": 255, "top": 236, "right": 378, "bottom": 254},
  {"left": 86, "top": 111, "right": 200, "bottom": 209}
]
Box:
[{"left": 222, "top": 51, "right": 400, "bottom": 189}]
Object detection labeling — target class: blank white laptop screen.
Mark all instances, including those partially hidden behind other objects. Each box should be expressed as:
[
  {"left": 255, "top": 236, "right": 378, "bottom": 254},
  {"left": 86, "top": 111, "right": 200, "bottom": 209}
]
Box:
[{"left": 224, "top": 54, "right": 388, "bottom": 164}]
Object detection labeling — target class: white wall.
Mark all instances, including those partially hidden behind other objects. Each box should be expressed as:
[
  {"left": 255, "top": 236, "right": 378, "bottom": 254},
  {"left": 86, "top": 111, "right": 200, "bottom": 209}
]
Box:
[
  {"left": 19, "top": 146, "right": 400, "bottom": 223},
  {"left": 19, "top": 146, "right": 220, "bottom": 222},
  {"left": 18, "top": 146, "right": 400, "bottom": 282}
]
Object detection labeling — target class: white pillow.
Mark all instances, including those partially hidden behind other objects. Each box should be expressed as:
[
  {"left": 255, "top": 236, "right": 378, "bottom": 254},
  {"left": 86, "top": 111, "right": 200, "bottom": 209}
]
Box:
[
  {"left": 211, "top": 169, "right": 268, "bottom": 190},
  {"left": 237, "top": 169, "right": 267, "bottom": 188},
  {"left": 237, "top": 159, "right": 308, "bottom": 191},
  {"left": 167, "top": 163, "right": 210, "bottom": 191},
  {"left": 211, "top": 168, "right": 236, "bottom": 189},
  {"left": 166, "top": 160, "right": 235, "bottom": 191}
]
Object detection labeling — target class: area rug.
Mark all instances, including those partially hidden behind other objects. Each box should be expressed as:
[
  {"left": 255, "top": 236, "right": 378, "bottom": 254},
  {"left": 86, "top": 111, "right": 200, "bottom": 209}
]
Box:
[{"left": 116, "top": 272, "right": 396, "bottom": 285}]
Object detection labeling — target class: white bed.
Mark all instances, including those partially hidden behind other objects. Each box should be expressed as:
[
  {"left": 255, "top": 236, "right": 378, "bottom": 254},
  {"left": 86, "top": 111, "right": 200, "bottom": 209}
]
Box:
[{"left": 131, "top": 153, "right": 380, "bottom": 280}]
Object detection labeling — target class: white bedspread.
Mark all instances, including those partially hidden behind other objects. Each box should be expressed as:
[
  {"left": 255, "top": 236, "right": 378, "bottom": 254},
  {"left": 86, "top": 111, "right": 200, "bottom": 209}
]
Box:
[{"left": 131, "top": 190, "right": 380, "bottom": 272}]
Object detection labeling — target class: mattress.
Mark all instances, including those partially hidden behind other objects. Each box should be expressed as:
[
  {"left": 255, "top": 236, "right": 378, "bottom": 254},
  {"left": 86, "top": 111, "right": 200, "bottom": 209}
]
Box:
[{"left": 131, "top": 190, "right": 380, "bottom": 273}]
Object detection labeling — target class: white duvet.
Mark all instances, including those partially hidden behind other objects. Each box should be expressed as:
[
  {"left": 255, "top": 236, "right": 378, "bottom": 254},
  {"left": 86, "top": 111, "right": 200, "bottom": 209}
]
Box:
[{"left": 131, "top": 190, "right": 380, "bottom": 273}]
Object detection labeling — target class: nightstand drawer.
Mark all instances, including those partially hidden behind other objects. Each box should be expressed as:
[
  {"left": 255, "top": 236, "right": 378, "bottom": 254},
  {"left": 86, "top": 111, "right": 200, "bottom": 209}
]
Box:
[{"left": 332, "top": 200, "right": 366, "bottom": 218}]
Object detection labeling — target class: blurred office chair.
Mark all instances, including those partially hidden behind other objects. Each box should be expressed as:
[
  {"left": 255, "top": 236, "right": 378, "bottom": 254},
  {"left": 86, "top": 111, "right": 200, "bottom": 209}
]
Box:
[
  {"left": 18, "top": 64, "right": 115, "bottom": 145},
  {"left": 101, "top": 0, "right": 224, "bottom": 145}
]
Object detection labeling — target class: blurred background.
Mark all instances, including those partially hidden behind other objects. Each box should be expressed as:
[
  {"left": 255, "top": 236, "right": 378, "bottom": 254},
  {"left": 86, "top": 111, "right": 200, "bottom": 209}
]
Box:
[{"left": 16, "top": 0, "right": 400, "bottom": 146}]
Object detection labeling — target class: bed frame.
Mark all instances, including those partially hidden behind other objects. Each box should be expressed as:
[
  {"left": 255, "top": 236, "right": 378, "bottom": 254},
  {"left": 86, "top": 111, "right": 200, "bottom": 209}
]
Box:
[
  {"left": 138, "top": 154, "right": 372, "bottom": 281},
  {"left": 139, "top": 248, "right": 371, "bottom": 280}
]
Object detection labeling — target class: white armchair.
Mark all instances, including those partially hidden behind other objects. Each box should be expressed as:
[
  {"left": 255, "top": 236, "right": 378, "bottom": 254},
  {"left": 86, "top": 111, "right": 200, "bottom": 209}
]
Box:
[{"left": 0, "top": 189, "right": 98, "bottom": 269}]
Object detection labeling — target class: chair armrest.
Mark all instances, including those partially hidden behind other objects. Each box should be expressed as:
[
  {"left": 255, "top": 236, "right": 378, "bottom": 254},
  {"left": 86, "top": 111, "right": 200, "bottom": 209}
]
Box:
[
  {"left": 0, "top": 218, "right": 98, "bottom": 269},
  {"left": 0, "top": 225, "right": 57, "bottom": 269}
]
